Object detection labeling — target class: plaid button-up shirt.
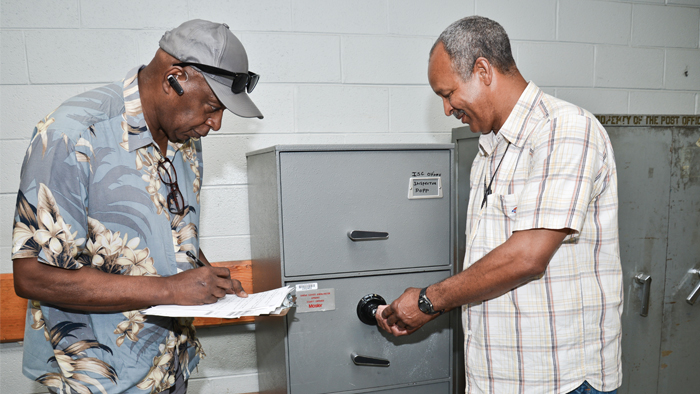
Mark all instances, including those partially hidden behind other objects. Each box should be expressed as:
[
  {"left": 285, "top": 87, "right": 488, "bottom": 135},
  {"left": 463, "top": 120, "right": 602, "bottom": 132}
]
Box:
[{"left": 462, "top": 82, "right": 623, "bottom": 394}]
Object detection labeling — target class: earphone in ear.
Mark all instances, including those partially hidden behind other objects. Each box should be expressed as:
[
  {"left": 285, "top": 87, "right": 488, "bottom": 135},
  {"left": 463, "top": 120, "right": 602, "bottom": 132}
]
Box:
[{"left": 167, "top": 75, "right": 184, "bottom": 96}]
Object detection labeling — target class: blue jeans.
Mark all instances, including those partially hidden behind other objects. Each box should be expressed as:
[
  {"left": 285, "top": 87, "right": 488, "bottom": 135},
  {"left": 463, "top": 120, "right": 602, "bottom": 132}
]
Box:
[{"left": 567, "top": 381, "right": 618, "bottom": 394}]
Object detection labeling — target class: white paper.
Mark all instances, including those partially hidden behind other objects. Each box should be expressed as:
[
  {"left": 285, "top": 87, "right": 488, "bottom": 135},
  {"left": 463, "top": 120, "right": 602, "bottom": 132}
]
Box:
[{"left": 143, "top": 286, "right": 294, "bottom": 318}]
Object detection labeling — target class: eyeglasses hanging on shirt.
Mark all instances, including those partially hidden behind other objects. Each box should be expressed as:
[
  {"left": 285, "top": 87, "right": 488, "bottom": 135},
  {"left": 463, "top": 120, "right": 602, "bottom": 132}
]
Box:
[
  {"left": 481, "top": 141, "right": 511, "bottom": 209},
  {"left": 157, "top": 156, "right": 186, "bottom": 215}
]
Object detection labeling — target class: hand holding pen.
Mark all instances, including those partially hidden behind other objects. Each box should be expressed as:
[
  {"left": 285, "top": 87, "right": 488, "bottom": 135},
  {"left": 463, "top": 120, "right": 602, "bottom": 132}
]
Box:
[{"left": 186, "top": 251, "right": 207, "bottom": 267}]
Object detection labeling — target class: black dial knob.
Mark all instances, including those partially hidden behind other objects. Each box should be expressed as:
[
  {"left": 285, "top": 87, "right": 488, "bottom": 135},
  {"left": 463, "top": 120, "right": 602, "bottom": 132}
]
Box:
[{"left": 357, "top": 294, "right": 386, "bottom": 325}]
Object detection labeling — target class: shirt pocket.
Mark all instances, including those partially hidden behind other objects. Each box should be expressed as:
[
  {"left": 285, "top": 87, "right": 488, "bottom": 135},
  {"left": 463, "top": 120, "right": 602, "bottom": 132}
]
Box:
[
  {"left": 475, "top": 193, "right": 518, "bottom": 249},
  {"left": 485, "top": 193, "right": 518, "bottom": 221}
]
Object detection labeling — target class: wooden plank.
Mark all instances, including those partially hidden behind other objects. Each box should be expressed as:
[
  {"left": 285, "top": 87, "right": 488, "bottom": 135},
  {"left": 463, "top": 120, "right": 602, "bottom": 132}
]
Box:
[
  {"left": 0, "top": 273, "right": 28, "bottom": 343},
  {"left": 0, "top": 261, "right": 254, "bottom": 343}
]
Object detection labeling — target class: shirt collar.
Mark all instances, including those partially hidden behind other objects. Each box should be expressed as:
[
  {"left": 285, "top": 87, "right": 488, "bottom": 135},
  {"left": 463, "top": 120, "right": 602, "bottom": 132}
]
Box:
[
  {"left": 121, "top": 66, "right": 183, "bottom": 154},
  {"left": 493, "top": 81, "right": 544, "bottom": 149}
]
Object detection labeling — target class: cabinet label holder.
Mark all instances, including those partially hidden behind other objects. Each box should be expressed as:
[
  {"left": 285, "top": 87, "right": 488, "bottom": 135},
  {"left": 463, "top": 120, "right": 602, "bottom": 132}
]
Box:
[{"left": 408, "top": 176, "right": 443, "bottom": 199}]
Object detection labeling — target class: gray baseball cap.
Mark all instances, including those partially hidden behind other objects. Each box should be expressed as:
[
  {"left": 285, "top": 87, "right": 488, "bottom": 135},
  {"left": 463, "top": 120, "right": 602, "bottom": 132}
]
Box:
[{"left": 159, "top": 19, "right": 263, "bottom": 119}]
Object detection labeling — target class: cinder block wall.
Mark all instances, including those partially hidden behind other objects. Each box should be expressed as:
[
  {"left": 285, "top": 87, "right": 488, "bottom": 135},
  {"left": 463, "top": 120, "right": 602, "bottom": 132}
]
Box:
[{"left": 1, "top": 1, "right": 698, "bottom": 393}]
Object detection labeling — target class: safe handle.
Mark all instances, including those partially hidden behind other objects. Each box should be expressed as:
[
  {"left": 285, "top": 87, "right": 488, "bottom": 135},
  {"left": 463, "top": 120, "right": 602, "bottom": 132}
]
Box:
[
  {"left": 348, "top": 231, "right": 389, "bottom": 241},
  {"left": 686, "top": 269, "right": 700, "bottom": 306},
  {"left": 351, "top": 353, "right": 390, "bottom": 367},
  {"left": 634, "top": 273, "right": 652, "bottom": 317}
]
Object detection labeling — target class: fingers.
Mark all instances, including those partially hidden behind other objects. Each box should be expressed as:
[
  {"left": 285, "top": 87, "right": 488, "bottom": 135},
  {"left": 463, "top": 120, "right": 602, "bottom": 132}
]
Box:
[{"left": 231, "top": 279, "right": 248, "bottom": 297}]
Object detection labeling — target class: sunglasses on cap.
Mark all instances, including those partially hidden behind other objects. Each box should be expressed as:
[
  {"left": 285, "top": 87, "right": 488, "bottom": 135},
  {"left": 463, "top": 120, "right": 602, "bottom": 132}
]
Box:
[{"left": 174, "top": 62, "right": 260, "bottom": 94}]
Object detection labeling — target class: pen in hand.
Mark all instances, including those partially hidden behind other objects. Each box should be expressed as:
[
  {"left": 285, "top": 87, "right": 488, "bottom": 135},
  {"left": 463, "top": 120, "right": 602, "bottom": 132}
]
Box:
[{"left": 186, "top": 251, "right": 206, "bottom": 268}]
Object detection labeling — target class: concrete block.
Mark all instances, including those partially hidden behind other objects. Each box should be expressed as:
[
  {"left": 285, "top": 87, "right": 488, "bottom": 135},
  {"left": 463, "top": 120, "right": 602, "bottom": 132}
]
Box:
[
  {"left": 343, "top": 36, "right": 434, "bottom": 84},
  {"left": 194, "top": 324, "right": 257, "bottom": 377},
  {"left": 0, "top": 342, "right": 51, "bottom": 393},
  {"left": 25, "top": 30, "right": 139, "bottom": 84},
  {"left": 0, "top": 84, "right": 87, "bottom": 140},
  {"left": 199, "top": 236, "right": 251, "bottom": 262},
  {"left": 80, "top": 0, "right": 188, "bottom": 29},
  {"left": 1, "top": 193, "right": 16, "bottom": 248},
  {"left": 0, "top": 246, "right": 10, "bottom": 273},
  {"left": 558, "top": 0, "right": 631, "bottom": 45},
  {"left": 0, "top": 31, "right": 29, "bottom": 84},
  {"left": 188, "top": 373, "right": 258, "bottom": 394},
  {"left": 189, "top": 0, "right": 293, "bottom": 31},
  {"left": 389, "top": 86, "right": 465, "bottom": 132},
  {"left": 0, "top": 140, "right": 28, "bottom": 194},
  {"left": 201, "top": 133, "right": 344, "bottom": 186},
  {"left": 629, "top": 91, "right": 697, "bottom": 114},
  {"left": 239, "top": 33, "right": 340, "bottom": 83},
  {"left": 632, "top": 4, "right": 700, "bottom": 48},
  {"left": 665, "top": 49, "right": 700, "bottom": 91},
  {"left": 199, "top": 185, "right": 249, "bottom": 237},
  {"left": 541, "top": 87, "right": 556, "bottom": 96},
  {"left": 216, "top": 84, "right": 295, "bottom": 135},
  {"left": 0, "top": 0, "right": 79, "bottom": 28},
  {"left": 595, "top": 45, "right": 664, "bottom": 89},
  {"left": 668, "top": 0, "right": 700, "bottom": 6},
  {"left": 136, "top": 31, "right": 166, "bottom": 67},
  {"left": 296, "top": 85, "right": 389, "bottom": 133},
  {"left": 388, "top": 0, "right": 474, "bottom": 36},
  {"left": 556, "top": 88, "right": 629, "bottom": 115},
  {"left": 517, "top": 42, "right": 594, "bottom": 87},
  {"left": 342, "top": 132, "right": 451, "bottom": 144},
  {"left": 630, "top": 0, "right": 669, "bottom": 3},
  {"left": 292, "top": 0, "right": 388, "bottom": 34},
  {"left": 476, "top": 0, "right": 556, "bottom": 40}
]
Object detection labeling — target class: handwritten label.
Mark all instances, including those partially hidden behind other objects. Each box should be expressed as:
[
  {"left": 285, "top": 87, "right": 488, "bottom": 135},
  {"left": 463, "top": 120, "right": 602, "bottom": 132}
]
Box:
[
  {"left": 408, "top": 176, "right": 443, "bottom": 199},
  {"left": 596, "top": 114, "right": 700, "bottom": 127},
  {"left": 296, "top": 288, "right": 335, "bottom": 313}
]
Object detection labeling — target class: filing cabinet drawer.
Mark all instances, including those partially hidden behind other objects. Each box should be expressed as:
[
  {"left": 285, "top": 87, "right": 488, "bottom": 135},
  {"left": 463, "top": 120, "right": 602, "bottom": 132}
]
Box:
[
  {"left": 280, "top": 150, "right": 451, "bottom": 277},
  {"left": 286, "top": 270, "right": 451, "bottom": 394}
]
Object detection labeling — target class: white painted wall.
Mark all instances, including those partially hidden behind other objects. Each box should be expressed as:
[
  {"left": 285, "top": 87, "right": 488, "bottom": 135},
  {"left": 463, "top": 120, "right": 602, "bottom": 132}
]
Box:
[{"left": 1, "top": 0, "right": 698, "bottom": 393}]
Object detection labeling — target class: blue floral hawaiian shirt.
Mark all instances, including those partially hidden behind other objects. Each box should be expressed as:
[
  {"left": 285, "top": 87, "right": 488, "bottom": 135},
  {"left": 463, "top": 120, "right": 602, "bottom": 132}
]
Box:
[{"left": 12, "top": 66, "right": 205, "bottom": 393}]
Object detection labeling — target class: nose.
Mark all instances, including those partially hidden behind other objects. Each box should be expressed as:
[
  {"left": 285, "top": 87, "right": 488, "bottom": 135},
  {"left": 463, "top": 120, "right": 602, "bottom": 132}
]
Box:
[
  {"left": 205, "top": 110, "right": 223, "bottom": 132},
  {"left": 442, "top": 98, "right": 454, "bottom": 117}
]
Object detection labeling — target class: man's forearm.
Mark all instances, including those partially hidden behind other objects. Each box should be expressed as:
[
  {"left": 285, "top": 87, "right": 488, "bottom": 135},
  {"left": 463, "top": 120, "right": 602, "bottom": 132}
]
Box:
[
  {"left": 428, "top": 228, "right": 569, "bottom": 312},
  {"left": 13, "top": 255, "right": 239, "bottom": 312},
  {"left": 13, "top": 257, "right": 173, "bottom": 312}
]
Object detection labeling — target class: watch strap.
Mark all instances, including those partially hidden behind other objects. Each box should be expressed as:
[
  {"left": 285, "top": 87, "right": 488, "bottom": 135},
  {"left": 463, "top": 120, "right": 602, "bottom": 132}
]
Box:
[{"left": 419, "top": 286, "right": 443, "bottom": 315}]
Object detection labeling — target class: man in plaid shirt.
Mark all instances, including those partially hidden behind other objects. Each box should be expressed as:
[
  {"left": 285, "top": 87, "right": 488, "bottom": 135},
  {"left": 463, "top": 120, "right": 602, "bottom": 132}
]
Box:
[{"left": 377, "top": 16, "right": 622, "bottom": 394}]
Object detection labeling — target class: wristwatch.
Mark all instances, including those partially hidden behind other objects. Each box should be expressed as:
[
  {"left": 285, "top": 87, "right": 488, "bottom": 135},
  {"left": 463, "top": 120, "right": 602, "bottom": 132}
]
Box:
[{"left": 418, "top": 287, "right": 442, "bottom": 315}]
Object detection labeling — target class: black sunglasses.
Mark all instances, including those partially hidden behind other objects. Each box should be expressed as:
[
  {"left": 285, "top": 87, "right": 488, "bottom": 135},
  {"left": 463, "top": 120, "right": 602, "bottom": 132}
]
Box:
[
  {"left": 174, "top": 62, "right": 259, "bottom": 94},
  {"left": 157, "top": 156, "right": 185, "bottom": 215}
]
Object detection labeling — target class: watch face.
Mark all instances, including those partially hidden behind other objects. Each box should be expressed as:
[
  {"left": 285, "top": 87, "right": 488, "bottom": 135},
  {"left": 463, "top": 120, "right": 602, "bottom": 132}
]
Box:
[{"left": 418, "top": 296, "right": 432, "bottom": 314}]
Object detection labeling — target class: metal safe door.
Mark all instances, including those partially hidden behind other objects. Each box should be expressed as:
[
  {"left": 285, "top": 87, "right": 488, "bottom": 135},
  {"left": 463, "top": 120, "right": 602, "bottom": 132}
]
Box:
[
  {"left": 657, "top": 128, "right": 700, "bottom": 393},
  {"left": 607, "top": 127, "right": 672, "bottom": 394},
  {"left": 286, "top": 270, "right": 451, "bottom": 394}
]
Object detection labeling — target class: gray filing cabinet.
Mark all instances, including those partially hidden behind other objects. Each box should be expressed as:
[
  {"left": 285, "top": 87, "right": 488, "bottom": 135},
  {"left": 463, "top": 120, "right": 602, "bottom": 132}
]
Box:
[
  {"left": 453, "top": 119, "right": 700, "bottom": 394},
  {"left": 247, "top": 145, "right": 456, "bottom": 394}
]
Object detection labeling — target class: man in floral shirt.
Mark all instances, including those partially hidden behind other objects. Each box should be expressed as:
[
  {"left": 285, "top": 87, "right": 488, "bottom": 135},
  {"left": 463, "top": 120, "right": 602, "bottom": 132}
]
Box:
[{"left": 12, "top": 20, "right": 262, "bottom": 394}]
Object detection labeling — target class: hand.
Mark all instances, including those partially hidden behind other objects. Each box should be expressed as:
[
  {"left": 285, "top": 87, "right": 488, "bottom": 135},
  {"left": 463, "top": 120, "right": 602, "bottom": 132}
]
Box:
[
  {"left": 376, "top": 287, "right": 437, "bottom": 337},
  {"left": 375, "top": 305, "right": 412, "bottom": 336},
  {"left": 167, "top": 266, "right": 248, "bottom": 305}
]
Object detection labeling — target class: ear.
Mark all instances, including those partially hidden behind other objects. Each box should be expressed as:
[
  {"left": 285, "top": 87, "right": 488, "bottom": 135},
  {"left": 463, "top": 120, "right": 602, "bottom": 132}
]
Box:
[
  {"left": 162, "top": 66, "right": 186, "bottom": 95},
  {"left": 472, "top": 57, "right": 493, "bottom": 87}
]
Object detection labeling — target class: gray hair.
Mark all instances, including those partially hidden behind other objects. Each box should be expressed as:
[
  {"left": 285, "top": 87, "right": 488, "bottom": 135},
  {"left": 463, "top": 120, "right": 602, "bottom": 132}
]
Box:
[{"left": 431, "top": 16, "right": 516, "bottom": 80}]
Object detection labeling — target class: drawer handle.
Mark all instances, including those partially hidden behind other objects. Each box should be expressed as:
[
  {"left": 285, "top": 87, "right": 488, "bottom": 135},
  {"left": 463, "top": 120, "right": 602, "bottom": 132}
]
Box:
[
  {"left": 351, "top": 353, "right": 390, "bottom": 367},
  {"left": 348, "top": 231, "right": 389, "bottom": 241},
  {"left": 634, "top": 273, "right": 652, "bottom": 317}
]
